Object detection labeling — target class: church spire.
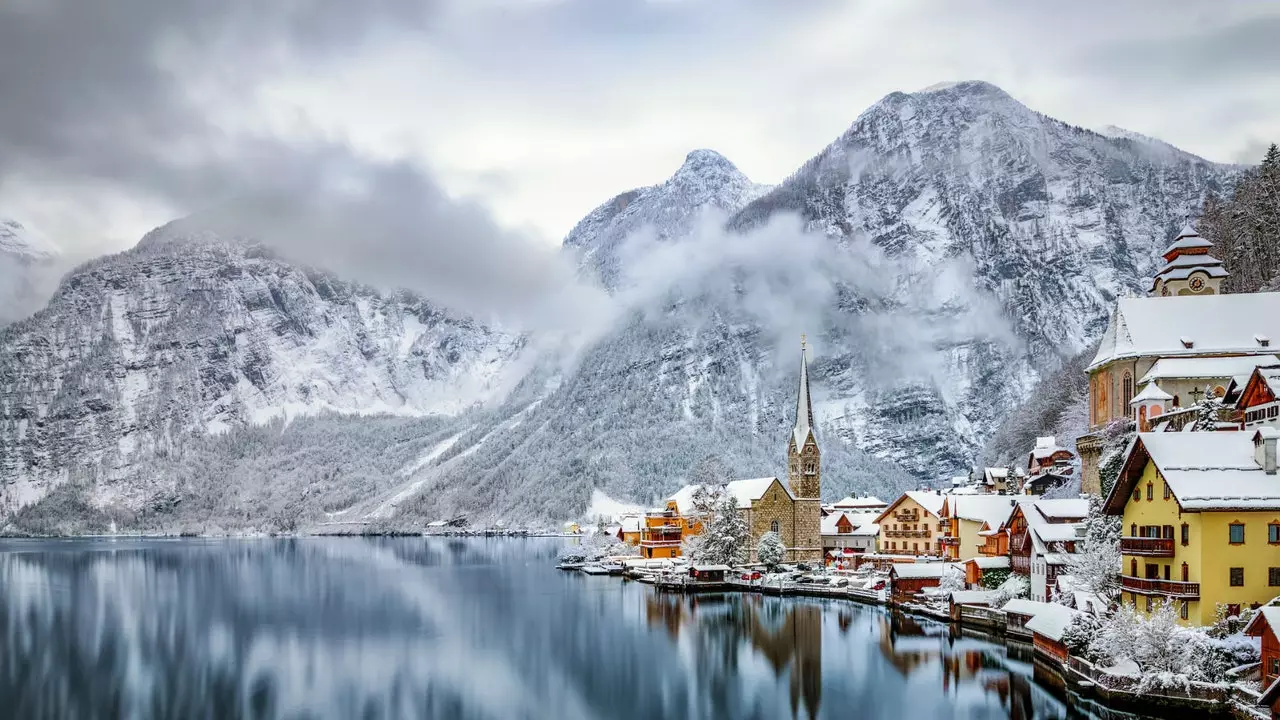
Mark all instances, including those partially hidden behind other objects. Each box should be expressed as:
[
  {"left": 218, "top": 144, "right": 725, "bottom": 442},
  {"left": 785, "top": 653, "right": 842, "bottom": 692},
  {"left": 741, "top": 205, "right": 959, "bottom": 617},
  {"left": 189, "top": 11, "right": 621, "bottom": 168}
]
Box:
[{"left": 792, "top": 336, "right": 815, "bottom": 451}]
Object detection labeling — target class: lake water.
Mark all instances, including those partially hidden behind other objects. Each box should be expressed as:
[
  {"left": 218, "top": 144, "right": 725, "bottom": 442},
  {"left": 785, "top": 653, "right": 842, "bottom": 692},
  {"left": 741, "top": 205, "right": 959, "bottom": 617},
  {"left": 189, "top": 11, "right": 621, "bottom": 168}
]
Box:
[{"left": 0, "top": 537, "right": 1154, "bottom": 720}]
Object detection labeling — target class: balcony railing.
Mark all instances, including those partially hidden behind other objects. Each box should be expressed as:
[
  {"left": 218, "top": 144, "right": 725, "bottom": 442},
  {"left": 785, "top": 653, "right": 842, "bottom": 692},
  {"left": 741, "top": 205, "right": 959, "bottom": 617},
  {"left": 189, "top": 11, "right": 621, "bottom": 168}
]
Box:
[
  {"left": 1119, "top": 537, "right": 1175, "bottom": 557},
  {"left": 939, "top": 536, "right": 958, "bottom": 545},
  {"left": 1119, "top": 575, "right": 1199, "bottom": 599}
]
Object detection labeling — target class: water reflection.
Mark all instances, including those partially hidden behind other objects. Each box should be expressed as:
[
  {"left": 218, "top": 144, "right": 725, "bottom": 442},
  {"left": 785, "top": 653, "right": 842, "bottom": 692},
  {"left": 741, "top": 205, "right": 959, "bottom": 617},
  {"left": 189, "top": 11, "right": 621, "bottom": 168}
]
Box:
[{"left": 0, "top": 538, "right": 1151, "bottom": 719}]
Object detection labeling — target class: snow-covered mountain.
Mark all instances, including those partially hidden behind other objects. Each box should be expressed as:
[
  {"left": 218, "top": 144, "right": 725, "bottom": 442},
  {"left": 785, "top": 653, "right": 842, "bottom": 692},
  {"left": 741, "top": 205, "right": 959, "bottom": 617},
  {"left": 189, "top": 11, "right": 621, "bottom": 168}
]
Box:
[
  {"left": 564, "top": 149, "right": 769, "bottom": 288},
  {"left": 0, "top": 221, "right": 521, "bottom": 508},
  {"left": 0, "top": 218, "right": 62, "bottom": 326},
  {"left": 0, "top": 81, "right": 1240, "bottom": 528}
]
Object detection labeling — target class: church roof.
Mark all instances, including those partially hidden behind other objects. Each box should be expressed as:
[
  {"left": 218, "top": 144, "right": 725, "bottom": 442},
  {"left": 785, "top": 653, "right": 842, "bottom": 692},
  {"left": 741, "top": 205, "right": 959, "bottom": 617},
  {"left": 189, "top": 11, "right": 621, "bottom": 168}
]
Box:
[
  {"left": 1089, "top": 293, "right": 1280, "bottom": 370},
  {"left": 1161, "top": 224, "right": 1215, "bottom": 258},
  {"left": 1129, "top": 382, "right": 1173, "bottom": 404},
  {"left": 725, "top": 477, "right": 790, "bottom": 509},
  {"left": 792, "top": 341, "right": 816, "bottom": 451},
  {"left": 1137, "top": 355, "right": 1280, "bottom": 385}
]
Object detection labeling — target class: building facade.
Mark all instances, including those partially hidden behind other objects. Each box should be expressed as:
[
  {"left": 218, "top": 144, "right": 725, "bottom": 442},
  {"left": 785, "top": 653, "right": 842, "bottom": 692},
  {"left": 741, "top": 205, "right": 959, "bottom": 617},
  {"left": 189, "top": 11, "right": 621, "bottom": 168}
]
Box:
[
  {"left": 1105, "top": 430, "right": 1280, "bottom": 626},
  {"left": 875, "top": 492, "right": 946, "bottom": 557}
]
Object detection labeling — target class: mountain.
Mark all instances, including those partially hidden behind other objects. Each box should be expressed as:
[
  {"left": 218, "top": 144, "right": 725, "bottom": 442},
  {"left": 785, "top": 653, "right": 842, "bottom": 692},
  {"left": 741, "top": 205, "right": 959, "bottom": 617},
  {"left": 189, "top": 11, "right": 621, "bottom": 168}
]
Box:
[
  {"left": 0, "top": 217, "right": 62, "bottom": 326},
  {"left": 0, "top": 81, "right": 1241, "bottom": 530},
  {"left": 0, "top": 221, "right": 520, "bottom": 512},
  {"left": 564, "top": 149, "right": 769, "bottom": 288}
]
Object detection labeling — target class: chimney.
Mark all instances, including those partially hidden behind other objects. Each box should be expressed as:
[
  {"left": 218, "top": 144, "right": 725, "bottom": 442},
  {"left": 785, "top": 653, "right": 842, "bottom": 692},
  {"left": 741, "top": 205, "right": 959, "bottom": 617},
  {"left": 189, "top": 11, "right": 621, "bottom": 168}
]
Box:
[{"left": 1254, "top": 428, "right": 1278, "bottom": 474}]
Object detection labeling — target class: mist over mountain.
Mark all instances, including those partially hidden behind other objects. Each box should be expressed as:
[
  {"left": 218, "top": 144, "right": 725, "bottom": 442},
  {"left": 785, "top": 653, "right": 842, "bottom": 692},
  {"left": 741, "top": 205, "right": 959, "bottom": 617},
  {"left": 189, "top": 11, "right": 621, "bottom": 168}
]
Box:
[
  {"left": 0, "top": 81, "right": 1239, "bottom": 530},
  {"left": 0, "top": 218, "right": 63, "bottom": 327}
]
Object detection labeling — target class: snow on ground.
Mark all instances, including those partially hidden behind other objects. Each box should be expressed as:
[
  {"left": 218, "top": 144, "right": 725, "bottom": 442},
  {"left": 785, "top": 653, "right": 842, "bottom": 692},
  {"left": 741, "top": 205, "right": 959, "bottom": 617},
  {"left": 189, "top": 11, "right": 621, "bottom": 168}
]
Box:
[
  {"left": 582, "top": 489, "right": 644, "bottom": 521},
  {"left": 399, "top": 429, "right": 470, "bottom": 478}
]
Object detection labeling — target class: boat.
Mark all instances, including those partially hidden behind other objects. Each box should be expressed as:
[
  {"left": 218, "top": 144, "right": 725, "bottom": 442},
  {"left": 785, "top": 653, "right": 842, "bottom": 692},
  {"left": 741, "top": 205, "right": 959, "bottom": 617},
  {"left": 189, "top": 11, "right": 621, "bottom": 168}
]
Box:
[{"left": 556, "top": 562, "right": 584, "bottom": 571}]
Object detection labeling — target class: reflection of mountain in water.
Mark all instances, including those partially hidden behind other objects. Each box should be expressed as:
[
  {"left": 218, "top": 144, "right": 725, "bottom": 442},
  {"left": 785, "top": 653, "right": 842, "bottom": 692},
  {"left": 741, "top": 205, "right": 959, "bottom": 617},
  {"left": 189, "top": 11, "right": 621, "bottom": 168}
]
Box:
[{"left": 0, "top": 538, "right": 1151, "bottom": 720}]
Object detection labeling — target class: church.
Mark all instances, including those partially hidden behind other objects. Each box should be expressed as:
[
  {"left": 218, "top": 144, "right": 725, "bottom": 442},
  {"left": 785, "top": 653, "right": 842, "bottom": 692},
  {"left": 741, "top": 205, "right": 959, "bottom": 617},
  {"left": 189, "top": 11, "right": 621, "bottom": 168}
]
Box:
[
  {"left": 653, "top": 339, "right": 824, "bottom": 562},
  {"left": 733, "top": 339, "right": 824, "bottom": 562}
]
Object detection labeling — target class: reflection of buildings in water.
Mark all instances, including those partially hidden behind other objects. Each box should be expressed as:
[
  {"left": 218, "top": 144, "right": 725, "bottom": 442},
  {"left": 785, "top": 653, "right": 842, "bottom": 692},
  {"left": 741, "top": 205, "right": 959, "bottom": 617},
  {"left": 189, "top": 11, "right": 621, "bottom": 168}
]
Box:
[
  {"left": 743, "top": 599, "right": 821, "bottom": 720},
  {"left": 642, "top": 594, "right": 822, "bottom": 720},
  {"left": 837, "top": 610, "right": 853, "bottom": 634}
]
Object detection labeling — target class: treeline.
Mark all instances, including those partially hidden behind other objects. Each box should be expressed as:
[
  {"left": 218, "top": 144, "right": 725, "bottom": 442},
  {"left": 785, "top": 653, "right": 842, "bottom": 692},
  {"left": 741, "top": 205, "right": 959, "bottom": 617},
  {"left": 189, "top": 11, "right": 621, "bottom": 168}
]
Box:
[{"left": 1199, "top": 144, "right": 1280, "bottom": 293}]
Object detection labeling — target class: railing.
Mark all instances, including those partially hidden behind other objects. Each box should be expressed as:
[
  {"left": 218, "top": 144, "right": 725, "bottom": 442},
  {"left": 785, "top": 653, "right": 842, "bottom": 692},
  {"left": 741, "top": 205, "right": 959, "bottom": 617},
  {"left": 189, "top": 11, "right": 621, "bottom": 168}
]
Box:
[
  {"left": 1119, "top": 575, "right": 1199, "bottom": 599},
  {"left": 938, "top": 536, "right": 958, "bottom": 545},
  {"left": 1119, "top": 536, "right": 1174, "bottom": 557}
]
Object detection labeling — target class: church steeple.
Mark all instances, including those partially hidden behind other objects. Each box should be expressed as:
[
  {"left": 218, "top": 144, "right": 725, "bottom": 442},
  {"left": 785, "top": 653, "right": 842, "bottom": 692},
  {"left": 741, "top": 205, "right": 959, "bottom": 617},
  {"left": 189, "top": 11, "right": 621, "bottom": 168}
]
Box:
[
  {"left": 1150, "top": 223, "right": 1228, "bottom": 297},
  {"left": 788, "top": 336, "right": 820, "bottom": 500}
]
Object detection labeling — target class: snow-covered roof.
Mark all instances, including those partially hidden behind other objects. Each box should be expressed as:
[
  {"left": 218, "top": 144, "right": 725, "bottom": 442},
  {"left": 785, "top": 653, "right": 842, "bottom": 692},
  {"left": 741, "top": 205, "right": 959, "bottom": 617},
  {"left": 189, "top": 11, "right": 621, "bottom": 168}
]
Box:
[
  {"left": 903, "top": 491, "right": 946, "bottom": 516},
  {"left": 948, "top": 496, "right": 1016, "bottom": 528},
  {"left": 1116, "top": 432, "right": 1280, "bottom": 511},
  {"left": 890, "top": 563, "right": 948, "bottom": 579},
  {"left": 965, "top": 556, "right": 1011, "bottom": 570},
  {"left": 1034, "top": 436, "right": 1057, "bottom": 449},
  {"left": 1024, "top": 603, "right": 1083, "bottom": 642},
  {"left": 833, "top": 495, "right": 886, "bottom": 509},
  {"left": 1138, "top": 355, "right": 1280, "bottom": 385},
  {"left": 1032, "top": 498, "right": 1090, "bottom": 520},
  {"left": 1129, "top": 382, "right": 1173, "bottom": 404},
  {"left": 849, "top": 523, "right": 881, "bottom": 537},
  {"left": 1161, "top": 226, "right": 1214, "bottom": 257},
  {"left": 982, "top": 467, "right": 1008, "bottom": 480},
  {"left": 666, "top": 484, "right": 704, "bottom": 515},
  {"left": 1042, "top": 553, "right": 1072, "bottom": 566},
  {"left": 1089, "top": 293, "right": 1280, "bottom": 371},
  {"left": 1155, "top": 252, "right": 1224, "bottom": 272},
  {"left": 820, "top": 511, "right": 851, "bottom": 535},
  {"left": 1001, "top": 598, "right": 1057, "bottom": 618},
  {"left": 949, "top": 590, "right": 1000, "bottom": 605},
  {"left": 620, "top": 516, "right": 641, "bottom": 533},
  {"left": 1150, "top": 265, "right": 1230, "bottom": 288},
  {"left": 1034, "top": 524, "right": 1082, "bottom": 543},
  {"left": 692, "top": 564, "right": 731, "bottom": 572},
  {"left": 1244, "top": 605, "right": 1280, "bottom": 638},
  {"left": 725, "top": 478, "right": 789, "bottom": 509}
]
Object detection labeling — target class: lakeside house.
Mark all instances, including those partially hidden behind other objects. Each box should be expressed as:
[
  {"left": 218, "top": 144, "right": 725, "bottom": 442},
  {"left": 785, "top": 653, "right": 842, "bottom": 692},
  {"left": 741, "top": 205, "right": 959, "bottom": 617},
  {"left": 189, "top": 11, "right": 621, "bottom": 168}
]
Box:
[
  {"left": 874, "top": 491, "right": 946, "bottom": 557},
  {"left": 1244, "top": 602, "right": 1280, "bottom": 717},
  {"left": 821, "top": 510, "right": 879, "bottom": 564},
  {"left": 1024, "top": 603, "right": 1084, "bottom": 663},
  {"left": 1104, "top": 429, "right": 1280, "bottom": 625},
  {"left": 938, "top": 495, "right": 1015, "bottom": 561},
  {"left": 1010, "top": 498, "right": 1087, "bottom": 602},
  {"left": 888, "top": 563, "right": 948, "bottom": 603}
]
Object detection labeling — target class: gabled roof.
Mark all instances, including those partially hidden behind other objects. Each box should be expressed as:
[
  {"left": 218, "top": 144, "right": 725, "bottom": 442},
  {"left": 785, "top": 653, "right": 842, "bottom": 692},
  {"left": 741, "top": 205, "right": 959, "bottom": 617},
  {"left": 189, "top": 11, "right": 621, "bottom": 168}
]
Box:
[
  {"left": 890, "top": 563, "right": 949, "bottom": 579},
  {"left": 874, "top": 491, "right": 946, "bottom": 524},
  {"left": 1138, "top": 355, "right": 1280, "bottom": 385},
  {"left": 725, "top": 477, "right": 790, "bottom": 509},
  {"left": 1033, "top": 498, "right": 1090, "bottom": 520},
  {"left": 1089, "top": 293, "right": 1280, "bottom": 371},
  {"left": 964, "top": 556, "right": 1011, "bottom": 570},
  {"left": 1242, "top": 605, "right": 1280, "bottom": 638},
  {"left": 1001, "top": 598, "right": 1057, "bottom": 618},
  {"left": 820, "top": 511, "right": 853, "bottom": 535},
  {"left": 947, "top": 496, "right": 1016, "bottom": 528},
  {"left": 1105, "top": 432, "right": 1280, "bottom": 514},
  {"left": 1161, "top": 225, "right": 1214, "bottom": 259}
]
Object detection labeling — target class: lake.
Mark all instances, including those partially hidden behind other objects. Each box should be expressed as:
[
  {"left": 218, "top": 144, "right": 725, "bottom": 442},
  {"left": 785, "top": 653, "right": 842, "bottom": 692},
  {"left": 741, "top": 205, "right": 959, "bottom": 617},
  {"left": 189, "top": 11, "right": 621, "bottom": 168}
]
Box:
[{"left": 0, "top": 537, "right": 1152, "bottom": 719}]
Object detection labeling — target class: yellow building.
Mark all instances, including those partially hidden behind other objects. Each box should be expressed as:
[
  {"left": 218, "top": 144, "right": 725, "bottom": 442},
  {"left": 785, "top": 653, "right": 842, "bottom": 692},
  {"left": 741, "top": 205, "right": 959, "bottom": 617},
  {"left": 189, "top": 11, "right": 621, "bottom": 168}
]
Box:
[
  {"left": 938, "top": 495, "right": 1016, "bottom": 561},
  {"left": 875, "top": 492, "right": 946, "bottom": 557},
  {"left": 1104, "top": 429, "right": 1280, "bottom": 626},
  {"left": 639, "top": 497, "right": 705, "bottom": 559}
]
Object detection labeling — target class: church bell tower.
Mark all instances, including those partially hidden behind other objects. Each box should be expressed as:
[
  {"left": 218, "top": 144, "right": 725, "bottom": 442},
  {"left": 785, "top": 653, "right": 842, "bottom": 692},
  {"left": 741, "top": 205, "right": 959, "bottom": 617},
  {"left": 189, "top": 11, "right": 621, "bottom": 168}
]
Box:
[
  {"left": 1150, "top": 224, "right": 1228, "bottom": 297},
  {"left": 788, "top": 336, "right": 822, "bottom": 560}
]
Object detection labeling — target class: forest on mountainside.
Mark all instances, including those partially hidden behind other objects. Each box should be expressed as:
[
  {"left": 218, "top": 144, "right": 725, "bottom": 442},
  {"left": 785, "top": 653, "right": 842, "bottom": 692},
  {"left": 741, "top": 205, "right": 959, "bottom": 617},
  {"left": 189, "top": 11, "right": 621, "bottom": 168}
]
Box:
[
  {"left": 1198, "top": 144, "right": 1280, "bottom": 293},
  {"left": 980, "top": 342, "right": 1095, "bottom": 468}
]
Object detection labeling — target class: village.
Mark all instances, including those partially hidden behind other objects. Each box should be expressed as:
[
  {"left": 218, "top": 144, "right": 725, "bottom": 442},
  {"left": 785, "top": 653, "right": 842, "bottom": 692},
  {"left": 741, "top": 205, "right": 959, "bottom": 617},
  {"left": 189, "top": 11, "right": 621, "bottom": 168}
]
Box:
[{"left": 558, "top": 225, "right": 1280, "bottom": 720}]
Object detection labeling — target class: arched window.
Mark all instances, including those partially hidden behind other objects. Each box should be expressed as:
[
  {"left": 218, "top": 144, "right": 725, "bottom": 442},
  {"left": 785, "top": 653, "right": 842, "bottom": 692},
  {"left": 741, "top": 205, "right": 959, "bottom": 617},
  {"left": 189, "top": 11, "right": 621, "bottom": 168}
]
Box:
[
  {"left": 770, "top": 520, "right": 779, "bottom": 533},
  {"left": 1130, "top": 558, "right": 1137, "bottom": 577},
  {"left": 1173, "top": 394, "right": 1181, "bottom": 408},
  {"left": 1130, "top": 523, "right": 1136, "bottom": 537},
  {"left": 1122, "top": 372, "right": 1134, "bottom": 409}
]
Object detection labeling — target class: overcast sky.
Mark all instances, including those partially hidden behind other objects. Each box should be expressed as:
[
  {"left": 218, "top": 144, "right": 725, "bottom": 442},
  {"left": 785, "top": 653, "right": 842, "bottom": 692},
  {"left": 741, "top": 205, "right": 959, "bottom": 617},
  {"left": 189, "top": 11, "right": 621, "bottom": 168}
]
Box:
[{"left": 1, "top": 0, "right": 1277, "bottom": 257}]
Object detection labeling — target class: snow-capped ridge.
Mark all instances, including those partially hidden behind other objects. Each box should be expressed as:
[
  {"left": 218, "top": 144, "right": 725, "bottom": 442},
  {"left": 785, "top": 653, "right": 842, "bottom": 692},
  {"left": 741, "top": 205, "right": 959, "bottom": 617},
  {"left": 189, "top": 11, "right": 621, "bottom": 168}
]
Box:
[{"left": 0, "top": 218, "right": 61, "bottom": 261}]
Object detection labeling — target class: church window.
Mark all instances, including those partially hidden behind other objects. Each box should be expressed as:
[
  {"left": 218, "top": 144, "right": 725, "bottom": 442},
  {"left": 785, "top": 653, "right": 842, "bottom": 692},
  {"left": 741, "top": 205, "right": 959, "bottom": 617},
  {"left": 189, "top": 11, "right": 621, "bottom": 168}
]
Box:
[
  {"left": 1122, "top": 372, "right": 1134, "bottom": 409},
  {"left": 770, "top": 520, "right": 779, "bottom": 533}
]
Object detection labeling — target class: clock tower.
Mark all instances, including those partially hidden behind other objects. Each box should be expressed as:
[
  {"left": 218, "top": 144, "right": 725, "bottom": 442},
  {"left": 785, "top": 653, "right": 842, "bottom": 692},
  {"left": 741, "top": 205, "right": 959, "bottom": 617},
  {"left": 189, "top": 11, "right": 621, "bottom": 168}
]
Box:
[{"left": 1150, "top": 224, "right": 1228, "bottom": 297}]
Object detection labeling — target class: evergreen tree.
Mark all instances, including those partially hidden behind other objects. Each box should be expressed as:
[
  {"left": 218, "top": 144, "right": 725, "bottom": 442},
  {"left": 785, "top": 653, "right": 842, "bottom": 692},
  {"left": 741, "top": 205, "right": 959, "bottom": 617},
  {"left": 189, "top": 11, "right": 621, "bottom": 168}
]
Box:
[
  {"left": 756, "top": 531, "right": 785, "bottom": 568},
  {"left": 1062, "top": 495, "right": 1122, "bottom": 602},
  {"left": 700, "top": 493, "right": 749, "bottom": 566}
]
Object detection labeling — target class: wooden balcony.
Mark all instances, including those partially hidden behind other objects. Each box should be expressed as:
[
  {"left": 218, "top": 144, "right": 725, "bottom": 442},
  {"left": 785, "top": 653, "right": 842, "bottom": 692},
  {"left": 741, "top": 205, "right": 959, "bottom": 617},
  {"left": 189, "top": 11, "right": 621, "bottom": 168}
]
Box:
[
  {"left": 1119, "top": 536, "right": 1175, "bottom": 557},
  {"left": 1119, "top": 575, "right": 1199, "bottom": 599}
]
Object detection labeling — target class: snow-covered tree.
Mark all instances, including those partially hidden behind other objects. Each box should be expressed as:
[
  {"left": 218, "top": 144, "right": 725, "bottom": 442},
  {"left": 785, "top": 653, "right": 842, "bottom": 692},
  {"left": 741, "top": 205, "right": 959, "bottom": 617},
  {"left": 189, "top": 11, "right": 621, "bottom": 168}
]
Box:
[
  {"left": 756, "top": 531, "right": 785, "bottom": 568},
  {"left": 698, "top": 492, "right": 749, "bottom": 566},
  {"left": 1060, "top": 613, "right": 1102, "bottom": 660},
  {"left": 992, "top": 573, "right": 1029, "bottom": 607},
  {"left": 940, "top": 564, "right": 965, "bottom": 592},
  {"left": 1062, "top": 494, "right": 1122, "bottom": 602}
]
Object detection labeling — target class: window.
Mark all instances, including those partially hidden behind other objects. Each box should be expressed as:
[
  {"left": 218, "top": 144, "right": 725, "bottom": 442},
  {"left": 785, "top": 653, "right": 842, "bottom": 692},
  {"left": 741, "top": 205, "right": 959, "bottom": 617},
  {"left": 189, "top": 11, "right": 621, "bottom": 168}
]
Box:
[
  {"left": 1229, "top": 523, "right": 1245, "bottom": 544},
  {"left": 1270, "top": 567, "right": 1280, "bottom": 587},
  {"left": 1180, "top": 601, "right": 1189, "bottom": 620},
  {"left": 1271, "top": 658, "right": 1280, "bottom": 676},
  {"left": 1270, "top": 523, "right": 1280, "bottom": 544},
  {"left": 1230, "top": 567, "right": 1244, "bottom": 587},
  {"left": 1163, "top": 565, "right": 1170, "bottom": 580},
  {"left": 770, "top": 520, "right": 779, "bottom": 533},
  {"left": 1181, "top": 523, "right": 1189, "bottom": 546},
  {"left": 1133, "top": 486, "right": 1141, "bottom": 502},
  {"left": 1181, "top": 562, "right": 1189, "bottom": 582},
  {"left": 1122, "top": 372, "right": 1133, "bottom": 408},
  {"left": 1130, "top": 558, "right": 1138, "bottom": 577},
  {"left": 1163, "top": 482, "right": 1171, "bottom": 500},
  {"left": 913, "top": 543, "right": 918, "bottom": 552},
  {"left": 1146, "top": 483, "right": 1153, "bottom": 501},
  {"left": 1130, "top": 523, "right": 1137, "bottom": 536}
]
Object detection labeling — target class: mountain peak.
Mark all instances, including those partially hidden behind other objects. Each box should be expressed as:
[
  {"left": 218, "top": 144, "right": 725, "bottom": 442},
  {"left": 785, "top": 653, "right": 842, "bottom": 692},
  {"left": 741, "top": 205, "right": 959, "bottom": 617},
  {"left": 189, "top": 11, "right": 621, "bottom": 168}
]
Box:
[
  {"left": 675, "top": 148, "right": 744, "bottom": 178},
  {"left": 0, "top": 217, "right": 60, "bottom": 261},
  {"left": 913, "top": 80, "right": 1010, "bottom": 99}
]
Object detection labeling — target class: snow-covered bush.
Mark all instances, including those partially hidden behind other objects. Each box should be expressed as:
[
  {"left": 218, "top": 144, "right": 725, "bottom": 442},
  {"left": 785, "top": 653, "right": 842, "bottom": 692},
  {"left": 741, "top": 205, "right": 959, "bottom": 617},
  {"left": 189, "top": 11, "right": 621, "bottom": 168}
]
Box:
[
  {"left": 1061, "top": 613, "right": 1102, "bottom": 661},
  {"left": 992, "top": 573, "right": 1029, "bottom": 607},
  {"left": 1087, "top": 600, "right": 1256, "bottom": 689},
  {"left": 939, "top": 565, "right": 965, "bottom": 593},
  {"left": 756, "top": 531, "right": 785, "bottom": 568},
  {"left": 607, "top": 543, "right": 639, "bottom": 558},
  {"left": 1063, "top": 495, "right": 1121, "bottom": 602},
  {"left": 980, "top": 568, "right": 1012, "bottom": 590},
  {"left": 557, "top": 546, "right": 590, "bottom": 564}
]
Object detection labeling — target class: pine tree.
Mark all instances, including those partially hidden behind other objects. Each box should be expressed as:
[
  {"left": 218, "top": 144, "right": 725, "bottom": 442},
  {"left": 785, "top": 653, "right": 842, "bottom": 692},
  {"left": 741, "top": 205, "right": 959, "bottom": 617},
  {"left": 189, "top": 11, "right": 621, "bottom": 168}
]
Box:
[
  {"left": 756, "top": 531, "right": 785, "bottom": 568},
  {"left": 1062, "top": 495, "right": 1122, "bottom": 602},
  {"left": 700, "top": 492, "right": 749, "bottom": 566}
]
